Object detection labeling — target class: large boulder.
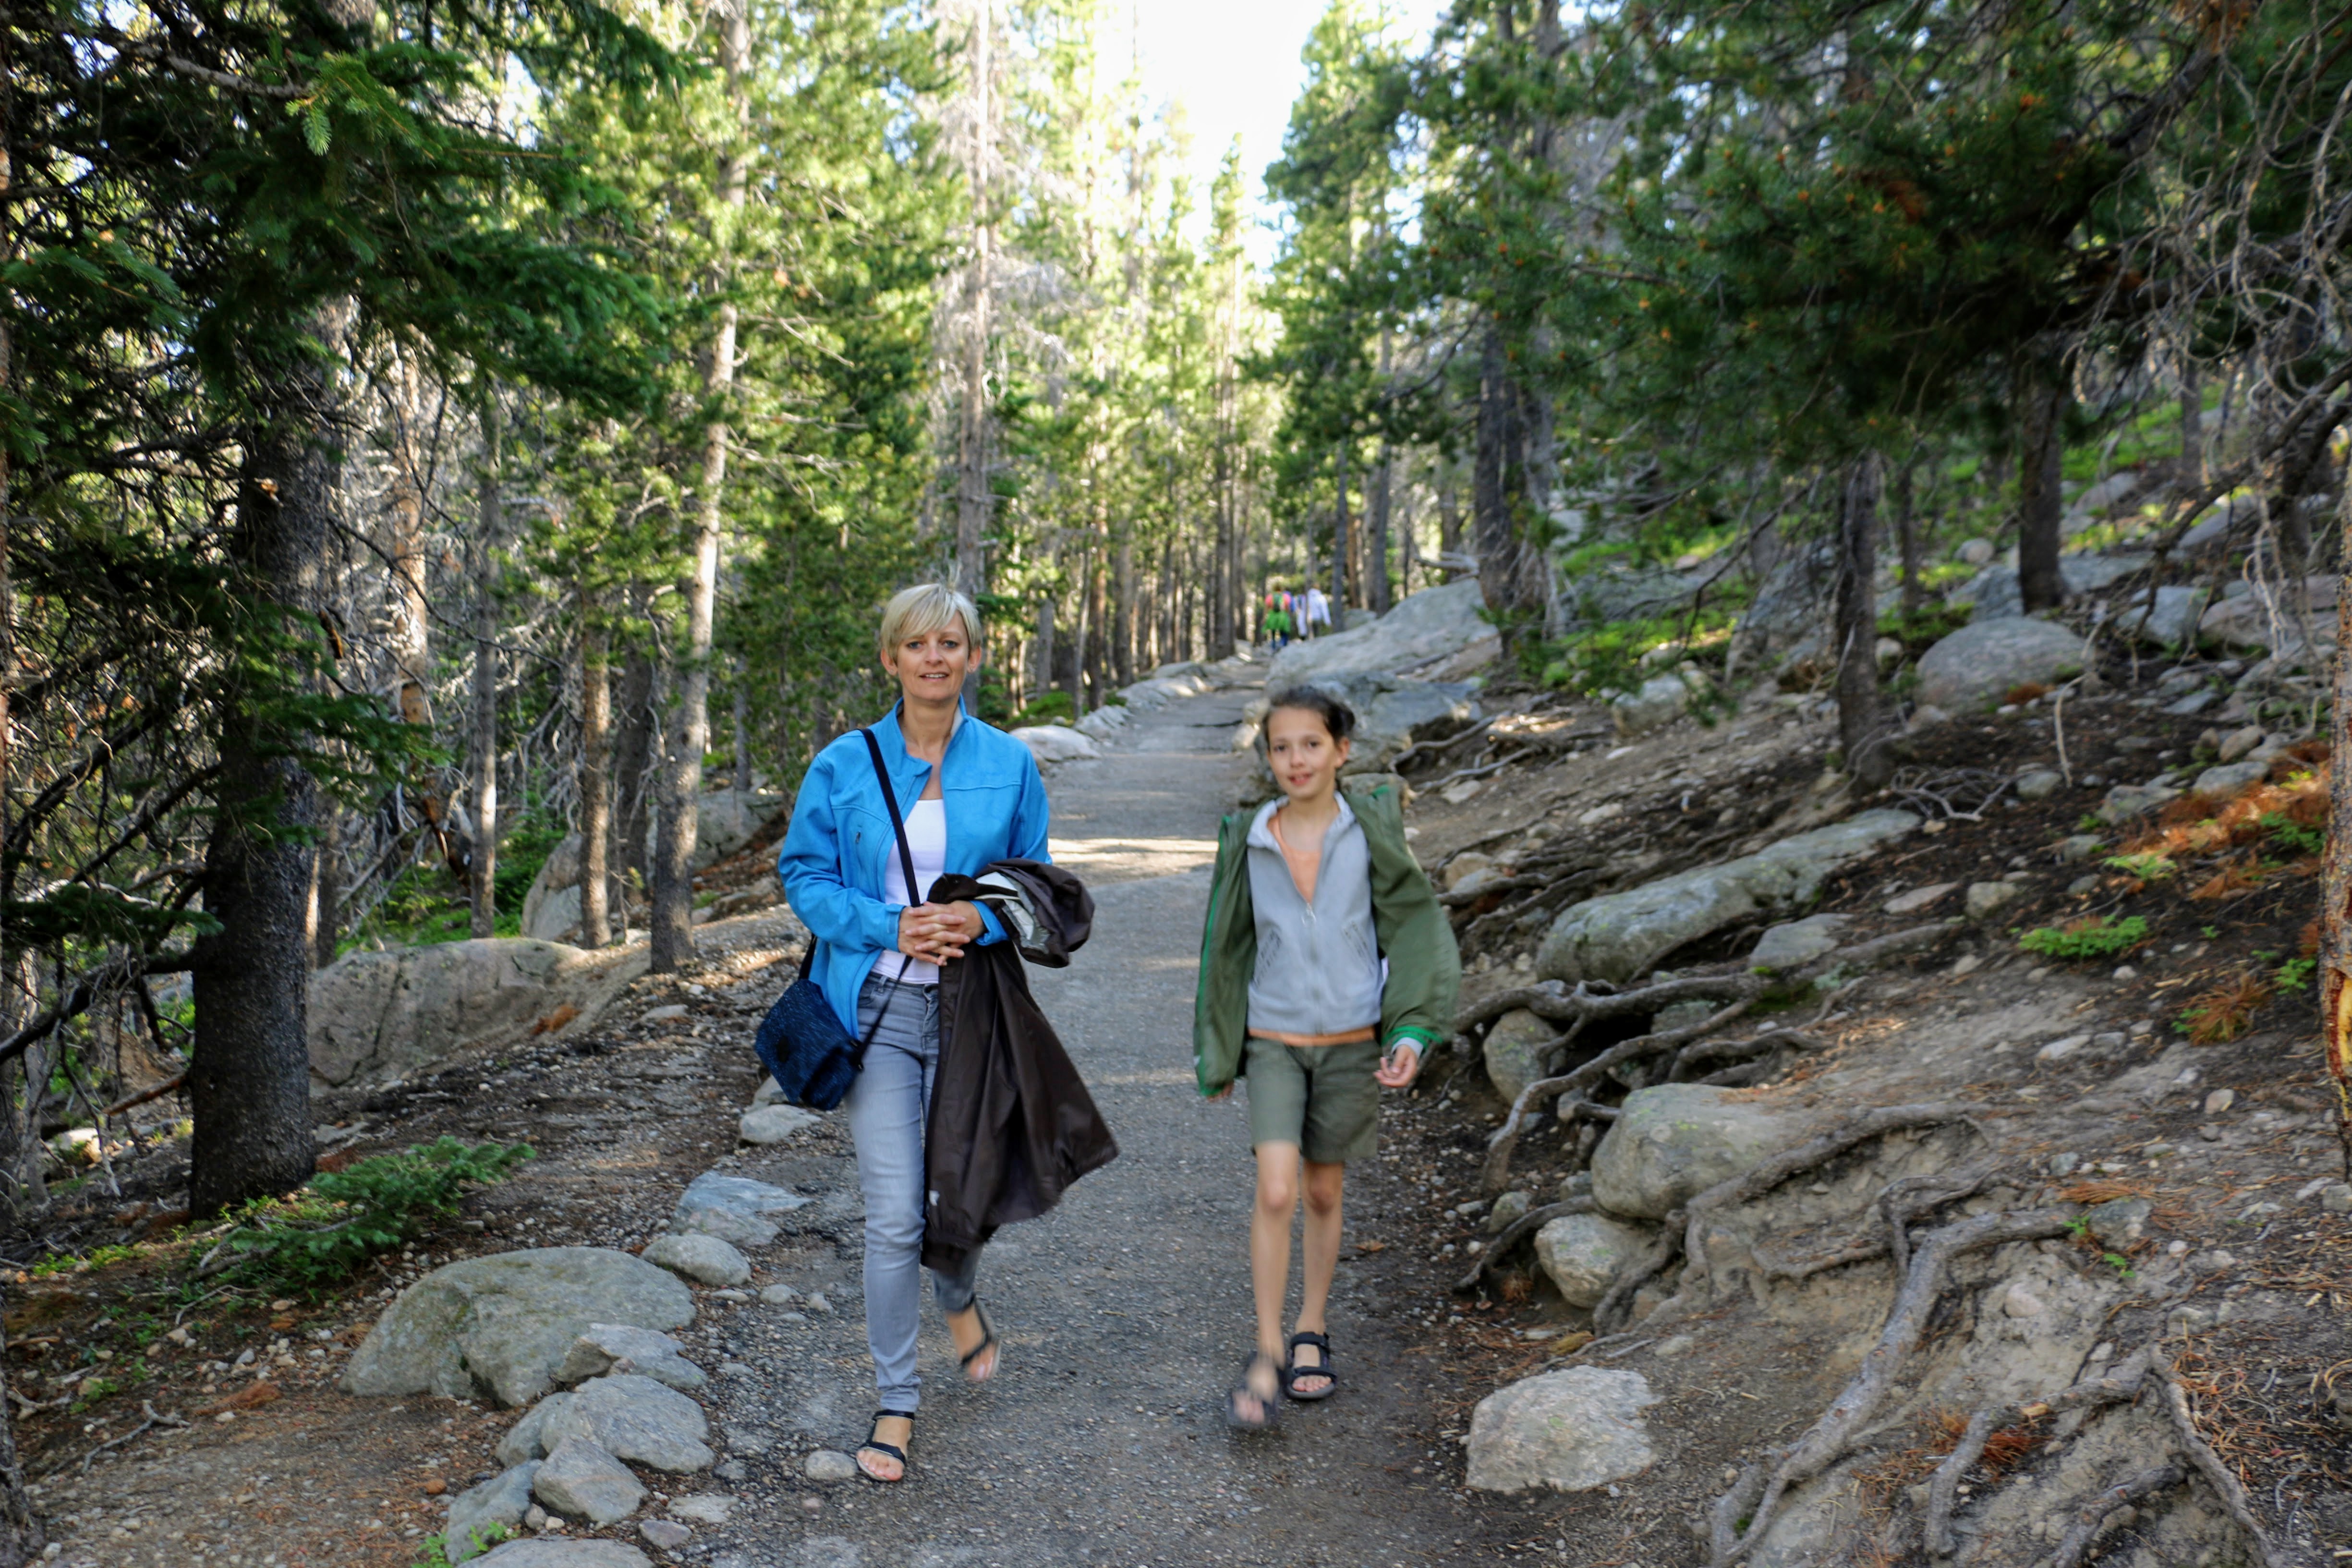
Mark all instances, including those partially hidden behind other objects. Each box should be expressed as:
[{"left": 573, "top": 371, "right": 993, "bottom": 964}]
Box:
[
  {"left": 1010, "top": 725, "right": 1101, "bottom": 765},
  {"left": 1915, "top": 619, "right": 2086, "bottom": 712},
  {"left": 2199, "top": 576, "right": 2338, "bottom": 650},
  {"left": 309, "top": 939, "right": 647, "bottom": 1091},
  {"left": 1533, "top": 1213, "right": 1654, "bottom": 1309},
  {"left": 1610, "top": 672, "right": 1701, "bottom": 737},
  {"left": 1266, "top": 579, "right": 1492, "bottom": 686},
  {"left": 1730, "top": 541, "right": 1833, "bottom": 667},
  {"left": 1117, "top": 665, "right": 1217, "bottom": 709},
  {"left": 1557, "top": 566, "right": 1711, "bottom": 632},
  {"left": 341, "top": 1247, "right": 696, "bottom": 1409},
  {"left": 1950, "top": 554, "right": 2148, "bottom": 622},
  {"left": 1465, "top": 1368, "right": 1661, "bottom": 1494},
  {"left": 1589, "top": 1084, "right": 1808, "bottom": 1220},
  {"left": 519, "top": 834, "right": 631, "bottom": 945},
  {"left": 1482, "top": 1009, "right": 1556, "bottom": 1105},
  {"left": 1536, "top": 810, "right": 1916, "bottom": 985},
  {"left": 2110, "top": 584, "right": 2209, "bottom": 649}
]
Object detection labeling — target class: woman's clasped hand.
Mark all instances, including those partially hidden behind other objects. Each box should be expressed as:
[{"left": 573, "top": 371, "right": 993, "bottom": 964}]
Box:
[{"left": 897, "top": 899, "right": 982, "bottom": 965}]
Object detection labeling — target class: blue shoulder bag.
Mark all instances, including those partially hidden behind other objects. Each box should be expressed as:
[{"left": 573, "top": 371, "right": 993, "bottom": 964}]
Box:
[{"left": 754, "top": 728, "right": 918, "bottom": 1110}]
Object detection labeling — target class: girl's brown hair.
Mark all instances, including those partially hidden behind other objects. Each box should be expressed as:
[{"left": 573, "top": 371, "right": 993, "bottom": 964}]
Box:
[{"left": 1265, "top": 686, "right": 1356, "bottom": 742}]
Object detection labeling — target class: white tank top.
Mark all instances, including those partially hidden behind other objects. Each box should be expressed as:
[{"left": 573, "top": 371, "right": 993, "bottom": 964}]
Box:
[{"left": 882, "top": 797, "right": 949, "bottom": 984}]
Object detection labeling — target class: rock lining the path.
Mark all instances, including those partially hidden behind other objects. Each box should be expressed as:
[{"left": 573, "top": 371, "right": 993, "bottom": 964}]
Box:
[
  {"left": 555, "top": 1324, "right": 706, "bottom": 1391},
  {"left": 534, "top": 1435, "right": 646, "bottom": 1524},
  {"left": 341, "top": 1247, "right": 696, "bottom": 1408},
  {"left": 1589, "top": 1084, "right": 1811, "bottom": 1221},
  {"left": 641, "top": 1232, "right": 752, "bottom": 1288},
  {"left": 471, "top": 1540, "right": 654, "bottom": 1568},
  {"left": 309, "top": 939, "right": 645, "bottom": 1091},
  {"left": 444, "top": 1460, "right": 541, "bottom": 1563},
  {"left": 1465, "top": 1368, "right": 1662, "bottom": 1493},
  {"left": 541, "top": 1373, "right": 716, "bottom": 1473},
  {"left": 1534, "top": 1213, "right": 1656, "bottom": 1309}
]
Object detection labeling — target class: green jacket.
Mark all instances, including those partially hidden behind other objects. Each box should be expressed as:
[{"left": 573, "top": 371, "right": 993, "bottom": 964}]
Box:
[{"left": 1191, "top": 779, "right": 1462, "bottom": 1096}]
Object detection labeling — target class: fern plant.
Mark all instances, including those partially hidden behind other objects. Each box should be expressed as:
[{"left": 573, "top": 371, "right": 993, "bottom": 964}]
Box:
[{"left": 2017, "top": 915, "right": 2149, "bottom": 961}]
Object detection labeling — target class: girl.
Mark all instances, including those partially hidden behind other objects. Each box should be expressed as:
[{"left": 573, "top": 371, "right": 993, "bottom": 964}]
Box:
[{"left": 1192, "top": 687, "right": 1461, "bottom": 1428}]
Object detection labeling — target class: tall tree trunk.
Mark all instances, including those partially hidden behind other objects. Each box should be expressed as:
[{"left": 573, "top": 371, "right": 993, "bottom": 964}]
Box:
[
  {"left": 578, "top": 612, "right": 612, "bottom": 950},
  {"left": 2319, "top": 477, "right": 2352, "bottom": 1177},
  {"left": 731, "top": 675, "right": 752, "bottom": 792},
  {"left": 385, "top": 342, "right": 451, "bottom": 874},
  {"left": 2178, "top": 353, "right": 2204, "bottom": 490},
  {"left": 1369, "top": 444, "right": 1394, "bottom": 614},
  {"left": 1834, "top": 455, "right": 1893, "bottom": 789},
  {"left": 613, "top": 650, "right": 656, "bottom": 887},
  {"left": 1398, "top": 483, "right": 1418, "bottom": 597},
  {"left": 2016, "top": 359, "right": 2067, "bottom": 613},
  {"left": 1068, "top": 551, "right": 1090, "bottom": 715},
  {"left": 1333, "top": 444, "right": 1352, "bottom": 611},
  {"left": 1034, "top": 591, "right": 1055, "bottom": 707},
  {"left": 1113, "top": 534, "right": 1134, "bottom": 685},
  {"left": 191, "top": 318, "right": 347, "bottom": 1216},
  {"left": 467, "top": 401, "right": 502, "bottom": 939},
  {"left": 1894, "top": 457, "right": 1923, "bottom": 614},
  {"left": 1439, "top": 477, "right": 1463, "bottom": 564},
  {"left": 954, "top": 0, "right": 994, "bottom": 599},
  {"left": 1474, "top": 326, "right": 1522, "bottom": 623},
  {"left": 653, "top": 0, "right": 752, "bottom": 973},
  {"left": 312, "top": 809, "right": 344, "bottom": 968}
]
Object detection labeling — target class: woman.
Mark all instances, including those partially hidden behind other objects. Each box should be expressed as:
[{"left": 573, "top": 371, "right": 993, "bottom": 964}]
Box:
[{"left": 776, "top": 583, "right": 1051, "bottom": 1483}]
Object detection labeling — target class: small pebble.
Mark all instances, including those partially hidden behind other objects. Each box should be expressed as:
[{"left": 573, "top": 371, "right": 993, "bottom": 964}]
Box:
[
  {"left": 760, "top": 1285, "right": 800, "bottom": 1306},
  {"left": 2111, "top": 965, "right": 2137, "bottom": 981},
  {"left": 2203, "top": 1089, "right": 2236, "bottom": 1114},
  {"left": 805, "top": 1293, "right": 834, "bottom": 1314}
]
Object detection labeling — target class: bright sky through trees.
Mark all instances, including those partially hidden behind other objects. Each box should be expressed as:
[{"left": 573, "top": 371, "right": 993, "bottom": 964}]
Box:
[{"left": 1114, "top": 0, "right": 1445, "bottom": 255}]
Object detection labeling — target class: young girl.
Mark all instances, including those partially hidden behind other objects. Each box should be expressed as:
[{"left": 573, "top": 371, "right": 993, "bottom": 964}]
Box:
[{"left": 1193, "top": 687, "right": 1461, "bottom": 1428}]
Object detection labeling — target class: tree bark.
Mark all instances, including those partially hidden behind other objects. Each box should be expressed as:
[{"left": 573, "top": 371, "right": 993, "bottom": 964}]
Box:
[
  {"left": 2320, "top": 478, "right": 2352, "bottom": 1178},
  {"left": 384, "top": 342, "right": 452, "bottom": 875},
  {"left": 954, "top": 0, "right": 994, "bottom": 600},
  {"left": 0, "top": 45, "right": 31, "bottom": 1547},
  {"left": 1033, "top": 590, "right": 1055, "bottom": 708},
  {"left": 612, "top": 650, "right": 655, "bottom": 885},
  {"left": 652, "top": 0, "right": 752, "bottom": 973},
  {"left": 1893, "top": 457, "right": 1922, "bottom": 614},
  {"left": 467, "top": 400, "right": 501, "bottom": 939},
  {"left": 1474, "top": 326, "right": 1522, "bottom": 621},
  {"left": 191, "top": 337, "right": 343, "bottom": 1216},
  {"left": 2179, "top": 353, "right": 2203, "bottom": 490},
  {"left": 1333, "top": 444, "right": 1352, "bottom": 612},
  {"left": 577, "top": 612, "right": 612, "bottom": 950},
  {"left": 1369, "top": 443, "right": 1394, "bottom": 613},
  {"left": 1835, "top": 454, "right": 1893, "bottom": 789},
  {"left": 1113, "top": 533, "right": 1134, "bottom": 685},
  {"left": 2017, "top": 360, "right": 2067, "bottom": 613},
  {"left": 731, "top": 675, "right": 752, "bottom": 792}
]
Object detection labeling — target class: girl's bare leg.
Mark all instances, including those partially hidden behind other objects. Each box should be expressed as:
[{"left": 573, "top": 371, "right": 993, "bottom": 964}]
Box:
[
  {"left": 1238, "top": 1142, "right": 1300, "bottom": 1422},
  {"left": 1290, "top": 1159, "right": 1345, "bottom": 1394}
]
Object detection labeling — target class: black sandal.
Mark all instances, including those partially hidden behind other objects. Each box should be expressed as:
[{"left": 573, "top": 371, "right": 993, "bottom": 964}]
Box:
[
  {"left": 958, "top": 1299, "right": 1000, "bottom": 1383},
  {"left": 1224, "top": 1351, "right": 1282, "bottom": 1430},
  {"left": 1284, "top": 1331, "right": 1337, "bottom": 1401},
  {"left": 856, "top": 1409, "right": 915, "bottom": 1483}
]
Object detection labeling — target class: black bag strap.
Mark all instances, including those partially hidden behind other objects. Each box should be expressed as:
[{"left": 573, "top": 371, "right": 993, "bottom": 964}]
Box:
[{"left": 860, "top": 726, "right": 922, "bottom": 909}]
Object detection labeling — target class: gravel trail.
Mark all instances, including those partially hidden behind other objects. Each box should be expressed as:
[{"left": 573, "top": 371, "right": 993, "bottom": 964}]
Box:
[{"left": 707, "top": 677, "right": 1530, "bottom": 1568}]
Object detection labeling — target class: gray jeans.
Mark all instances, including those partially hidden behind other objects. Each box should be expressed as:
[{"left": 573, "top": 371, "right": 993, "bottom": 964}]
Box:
[{"left": 844, "top": 970, "right": 979, "bottom": 1413}]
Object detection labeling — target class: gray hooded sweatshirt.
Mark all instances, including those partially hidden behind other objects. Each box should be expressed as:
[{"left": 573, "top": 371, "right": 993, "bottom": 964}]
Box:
[{"left": 1244, "top": 796, "right": 1384, "bottom": 1039}]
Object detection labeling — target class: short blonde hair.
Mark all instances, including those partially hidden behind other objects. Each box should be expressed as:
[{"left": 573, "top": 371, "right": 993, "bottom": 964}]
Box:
[{"left": 876, "top": 583, "right": 982, "bottom": 663}]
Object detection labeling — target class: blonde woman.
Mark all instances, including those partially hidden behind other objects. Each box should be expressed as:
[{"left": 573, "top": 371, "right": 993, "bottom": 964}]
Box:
[{"left": 776, "top": 584, "right": 1050, "bottom": 1481}]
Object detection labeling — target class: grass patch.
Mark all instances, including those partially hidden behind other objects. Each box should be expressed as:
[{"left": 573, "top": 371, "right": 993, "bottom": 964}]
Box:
[{"left": 2017, "top": 915, "right": 2150, "bottom": 961}]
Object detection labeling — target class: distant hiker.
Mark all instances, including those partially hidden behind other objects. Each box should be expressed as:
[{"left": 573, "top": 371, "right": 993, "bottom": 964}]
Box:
[
  {"left": 1191, "top": 687, "right": 1460, "bottom": 1428},
  {"left": 1262, "top": 601, "right": 1295, "bottom": 649},
  {"left": 777, "top": 582, "right": 1115, "bottom": 1483}
]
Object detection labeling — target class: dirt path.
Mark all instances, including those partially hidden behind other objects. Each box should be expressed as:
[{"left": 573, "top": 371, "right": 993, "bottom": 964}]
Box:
[{"left": 701, "top": 677, "right": 1545, "bottom": 1568}]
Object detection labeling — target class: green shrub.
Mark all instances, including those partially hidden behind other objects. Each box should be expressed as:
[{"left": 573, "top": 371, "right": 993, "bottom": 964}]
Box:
[
  {"left": 2017, "top": 915, "right": 2149, "bottom": 961},
  {"left": 220, "top": 1138, "right": 532, "bottom": 1288},
  {"left": 2259, "top": 812, "right": 2323, "bottom": 857},
  {"left": 2103, "top": 852, "right": 2176, "bottom": 882},
  {"left": 1007, "top": 690, "right": 1074, "bottom": 729}
]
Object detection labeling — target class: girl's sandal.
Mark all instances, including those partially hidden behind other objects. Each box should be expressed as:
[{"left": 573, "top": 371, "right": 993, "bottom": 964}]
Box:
[
  {"left": 958, "top": 1300, "right": 1001, "bottom": 1384},
  {"left": 856, "top": 1410, "right": 916, "bottom": 1483},
  {"left": 1224, "top": 1351, "right": 1282, "bottom": 1431},
  {"left": 1283, "top": 1331, "right": 1337, "bottom": 1401}
]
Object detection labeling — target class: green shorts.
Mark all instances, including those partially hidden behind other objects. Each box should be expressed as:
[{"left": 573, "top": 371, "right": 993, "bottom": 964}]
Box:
[{"left": 1244, "top": 1036, "right": 1383, "bottom": 1164}]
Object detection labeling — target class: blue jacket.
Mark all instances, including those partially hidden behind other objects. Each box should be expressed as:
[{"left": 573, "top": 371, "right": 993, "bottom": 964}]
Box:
[{"left": 777, "top": 705, "right": 1052, "bottom": 1034}]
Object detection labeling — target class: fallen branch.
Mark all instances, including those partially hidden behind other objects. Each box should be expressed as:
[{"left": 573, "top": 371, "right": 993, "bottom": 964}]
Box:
[
  {"left": 1758, "top": 1160, "right": 2006, "bottom": 1282},
  {"left": 1923, "top": 1347, "right": 2154, "bottom": 1556},
  {"left": 102, "top": 1072, "right": 186, "bottom": 1119},
  {"left": 48, "top": 1402, "right": 188, "bottom": 1478},
  {"left": 1712, "top": 1207, "right": 2080, "bottom": 1566},
  {"left": 1451, "top": 1197, "right": 1597, "bottom": 1293},
  {"left": 2153, "top": 1353, "right": 2285, "bottom": 1568},
  {"left": 2047, "top": 1463, "right": 2184, "bottom": 1568}
]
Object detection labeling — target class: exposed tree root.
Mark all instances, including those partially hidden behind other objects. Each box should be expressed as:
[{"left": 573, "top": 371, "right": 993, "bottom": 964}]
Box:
[
  {"left": 1754, "top": 1160, "right": 2005, "bottom": 1283},
  {"left": 1450, "top": 1198, "right": 1597, "bottom": 1294},
  {"left": 1923, "top": 1348, "right": 2155, "bottom": 1557},
  {"left": 1710, "top": 1206, "right": 2078, "bottom": 1566},
  {"left": 2043, "top": 1463, "right": 2183, "bottom": 1568},
  {"left": 1479, "top": 997, "right": 1756, "bottom": 1193},
  {"left": 2153, "top": 1353, "right": 2287, "bottom": 1568},
  {"left": 1590, "top": 1223, "right": 1687, "bottom": 1334}
]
